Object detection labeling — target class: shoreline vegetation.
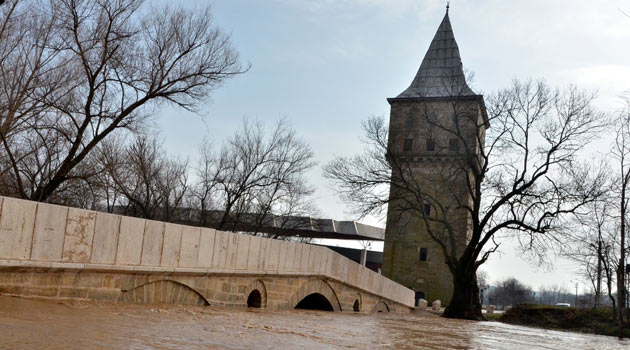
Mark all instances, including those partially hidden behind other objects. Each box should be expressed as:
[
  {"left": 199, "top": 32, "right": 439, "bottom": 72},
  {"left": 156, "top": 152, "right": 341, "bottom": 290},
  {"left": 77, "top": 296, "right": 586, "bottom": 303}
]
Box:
[{"left": 489, "top": 304, "right": 630, "bottom": 338}]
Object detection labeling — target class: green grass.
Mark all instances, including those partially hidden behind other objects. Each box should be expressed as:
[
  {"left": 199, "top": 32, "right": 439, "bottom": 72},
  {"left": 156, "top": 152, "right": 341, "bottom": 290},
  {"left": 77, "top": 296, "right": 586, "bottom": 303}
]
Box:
[
  {"left": 497, "top": 304, "right": 630, "bottom": 338},
  {"left": 484, "top": 313, "right": 502, "bottom": 321}
]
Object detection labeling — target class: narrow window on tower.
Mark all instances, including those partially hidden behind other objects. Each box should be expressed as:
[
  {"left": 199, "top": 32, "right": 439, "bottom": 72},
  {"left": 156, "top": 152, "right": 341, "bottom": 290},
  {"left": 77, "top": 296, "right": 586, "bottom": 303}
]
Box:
[
  {"left": 423, "top": 203, "right": 431, "bottom": 216},
  {"left": 426, "top": 138, "right": 436, "bottom": 152},
  {"left": 449, "top": 138, "right": 459, "bottom": 152},
  {"left": 403, "top": 138, "right": 413, "bottom": 152},
  {"left": 419, "top": 248, "right": 428, "bottom": 262}
]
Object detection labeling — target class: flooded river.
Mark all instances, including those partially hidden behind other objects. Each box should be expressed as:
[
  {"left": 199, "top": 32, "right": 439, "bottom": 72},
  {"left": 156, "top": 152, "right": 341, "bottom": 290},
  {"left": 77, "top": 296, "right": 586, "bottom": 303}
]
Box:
[{"left": 0, "top": 296, "right": 628, "bottom": 349}]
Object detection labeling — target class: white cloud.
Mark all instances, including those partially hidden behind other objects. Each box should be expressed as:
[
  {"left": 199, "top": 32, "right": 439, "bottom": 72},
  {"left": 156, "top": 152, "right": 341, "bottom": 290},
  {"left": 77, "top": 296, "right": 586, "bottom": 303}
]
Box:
[{"left": 555, "top": 65, "right": 630, "bottom": 110}]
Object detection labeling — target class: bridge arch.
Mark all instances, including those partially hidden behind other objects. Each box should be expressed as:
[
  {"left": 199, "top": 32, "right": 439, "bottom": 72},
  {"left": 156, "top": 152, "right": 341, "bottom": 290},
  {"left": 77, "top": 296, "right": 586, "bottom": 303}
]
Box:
[
  {"left": 295, "top": 293, "right": 334, "bottom": 311},
  {"left": 119, "top": 279, "right": 209, "bottom": 306},
  {"left": 352, "top": 292, "right": 362, "bottom": 312},
  {"left": 245, "top": 279, "right": 267, "bottom": 308},
  {"left": 373, "top": 300, "right": 390, "bottom": 313},
  {"left": 288, "top": 278, "right": 341, "bottom": 312}
]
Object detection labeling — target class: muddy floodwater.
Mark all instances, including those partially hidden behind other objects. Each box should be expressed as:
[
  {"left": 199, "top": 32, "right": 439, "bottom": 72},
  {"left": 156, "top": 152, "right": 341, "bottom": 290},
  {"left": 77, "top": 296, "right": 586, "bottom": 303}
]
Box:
[{"left": 0, "top": 296, "right": 628, "bottom": 350}]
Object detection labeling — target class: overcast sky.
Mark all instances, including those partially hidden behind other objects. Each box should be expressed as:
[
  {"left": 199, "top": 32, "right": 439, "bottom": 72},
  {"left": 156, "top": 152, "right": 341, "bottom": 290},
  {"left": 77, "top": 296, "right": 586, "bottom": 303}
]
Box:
[{"left": 155, "top": 0, "right": 630, "bottom": 291}]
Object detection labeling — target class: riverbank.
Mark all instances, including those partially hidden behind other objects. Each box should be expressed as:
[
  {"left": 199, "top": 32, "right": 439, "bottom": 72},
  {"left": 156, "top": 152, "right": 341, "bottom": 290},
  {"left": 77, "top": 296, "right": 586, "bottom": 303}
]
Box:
[{"left": 497, "top": 304, "right": 630, "bottom": 338}]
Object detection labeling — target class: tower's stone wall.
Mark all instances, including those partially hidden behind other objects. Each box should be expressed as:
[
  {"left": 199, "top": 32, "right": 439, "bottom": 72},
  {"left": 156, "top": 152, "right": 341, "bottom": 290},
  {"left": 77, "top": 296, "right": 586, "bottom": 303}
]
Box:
[
  {"left": 381, "top": 9, "right": 487, "bottom": 306},
  {"left": 382, "top": 98, "right": 484, "bottom": 304}
]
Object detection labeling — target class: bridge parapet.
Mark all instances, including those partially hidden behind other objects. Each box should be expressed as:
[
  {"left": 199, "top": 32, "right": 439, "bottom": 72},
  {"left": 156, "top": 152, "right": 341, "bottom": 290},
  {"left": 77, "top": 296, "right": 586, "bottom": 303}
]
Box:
[{"left": 0, "top": 197, "right": 414, "bottom": 311}]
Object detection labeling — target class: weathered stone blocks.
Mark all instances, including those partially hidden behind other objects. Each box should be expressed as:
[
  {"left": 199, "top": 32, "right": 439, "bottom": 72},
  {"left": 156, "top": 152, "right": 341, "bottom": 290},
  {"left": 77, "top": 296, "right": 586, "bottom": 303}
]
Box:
[
  {"left": 198, "top": 228, "right": 216, "bottom": 268},
  {"left": 59, "top": 287, "right": 88, "bottom": 299},
  {"left": 141, "top": 220, "right": 164, "bottom": 266},
  {"left": 266, "top": 239, "right": 281, "bottom": 272},
  {"left": 234, "top": 234, "right": 250, "bottom": 269},
  {"left": 116, "top": 216, "right": 145, "bottom": 265},
  {"left": 23, "top": 286, "right": 59, "bottom": 297},
  {"left": 277, "top": 240, "right": 288, "bottom": 271},
  {"left": 179, "top": 226, "right": 201, "bottom": 267},
  {"left": 212, "top": 230, "right": 229, "bottom": 269},
  {"left": 417, "top": 298, "right": 428, "bottom": 308},
  {"left": 283, "top": 241, "right": 297, "bottom": 272},
  {"left": 246, "top": 236, "right": 261, "bottom": 270},
  {"left": 224, "top": 233, "right": 238, "bottom": 269},
  {"left": 161, "top": 223, "right": 182, "bottom": 266},
  {"left": 0, "top": 197, "right": 37, "bottom": 259},
  {"left": 63, "top": 208, "right": 97, "bottom": 263},
  {"left": 91, "top": 212, "right": 121, "bottom": 264},
  {"left": 31, "top": 203, "right": 68, "bottom": 261}
]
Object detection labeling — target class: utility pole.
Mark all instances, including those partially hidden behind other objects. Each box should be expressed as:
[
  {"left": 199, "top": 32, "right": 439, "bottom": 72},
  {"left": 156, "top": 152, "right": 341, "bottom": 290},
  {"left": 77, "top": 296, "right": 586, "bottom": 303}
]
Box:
[{"left": 570, "top": 280, "right": 579, "bottom": 308}]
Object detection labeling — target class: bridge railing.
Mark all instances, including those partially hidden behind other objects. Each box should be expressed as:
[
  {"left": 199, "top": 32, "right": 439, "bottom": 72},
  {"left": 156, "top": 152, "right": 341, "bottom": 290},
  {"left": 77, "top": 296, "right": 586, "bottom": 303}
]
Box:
[{"left": 0, "top": 196, "right": 414, "bottom": 307}]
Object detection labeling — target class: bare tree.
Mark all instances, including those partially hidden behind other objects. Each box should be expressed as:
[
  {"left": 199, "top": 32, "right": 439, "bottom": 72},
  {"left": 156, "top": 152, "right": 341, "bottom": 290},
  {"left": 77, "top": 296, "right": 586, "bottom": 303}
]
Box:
[
  {"left": 603, "top": 225, "right": 620, "bottom": 319},
  {"left": 192, "top": 119, "right": 317, "bottom": 237},
  {"left": 611, "top": 98, "right": 630, "bottom": 337},
  {"left": 488, "top": 277, "right": 535, "bottom": 309},
  {"left": 477, "top": 270, "right": 490, "bottom": 305},
  {"left": 97, "top": 135, "right": 189, "bottom": 221},
  {"left": 325, "top": 79, "right": 606, "bottom": 320},
  {"left": 191, "top": 139, "right": 222, "bottom": 226},
  {"left": 538, "top": 284, "right": 572, "bottom": 306},
  {"left": 562, "top": 164, "right": 614, "bottom": 309},
  {"left": 0, "top": 0, "right": 245, "bottom": 201},
  {"left": 0, "top": 0, "right": 70, "bottom": 193}
]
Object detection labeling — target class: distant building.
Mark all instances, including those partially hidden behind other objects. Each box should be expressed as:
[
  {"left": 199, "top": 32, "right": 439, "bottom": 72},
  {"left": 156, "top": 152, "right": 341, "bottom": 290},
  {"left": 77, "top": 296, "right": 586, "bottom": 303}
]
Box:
[{"left": 382, "top": 8, "right": 487, "bottom": 304}]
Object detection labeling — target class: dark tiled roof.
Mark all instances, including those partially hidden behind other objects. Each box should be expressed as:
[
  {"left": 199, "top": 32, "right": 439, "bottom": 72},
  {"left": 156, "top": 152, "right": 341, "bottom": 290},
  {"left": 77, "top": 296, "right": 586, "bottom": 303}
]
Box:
[{"left": 397, "top": 12, "right": 476, "bottom": 98}]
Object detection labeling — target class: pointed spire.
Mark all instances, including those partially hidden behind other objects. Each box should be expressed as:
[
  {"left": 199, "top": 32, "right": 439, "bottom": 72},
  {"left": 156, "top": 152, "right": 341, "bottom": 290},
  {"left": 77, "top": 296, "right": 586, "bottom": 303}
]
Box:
[{"left": 396, "top": 9, "right": 476, "bottom": 98}]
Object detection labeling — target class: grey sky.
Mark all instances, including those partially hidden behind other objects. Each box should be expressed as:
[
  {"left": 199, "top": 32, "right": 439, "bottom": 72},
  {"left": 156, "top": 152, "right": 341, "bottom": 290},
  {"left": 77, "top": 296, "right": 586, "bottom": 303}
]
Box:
[{"left": 155, "top": 0, "right": 630, "bottom": 291}]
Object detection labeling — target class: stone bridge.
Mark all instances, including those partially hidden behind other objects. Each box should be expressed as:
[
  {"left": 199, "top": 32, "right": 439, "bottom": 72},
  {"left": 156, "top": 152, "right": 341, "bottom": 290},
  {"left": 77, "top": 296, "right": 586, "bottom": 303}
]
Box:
[{"left": 0, "top": 197, "right": 413, "bottom": 313}]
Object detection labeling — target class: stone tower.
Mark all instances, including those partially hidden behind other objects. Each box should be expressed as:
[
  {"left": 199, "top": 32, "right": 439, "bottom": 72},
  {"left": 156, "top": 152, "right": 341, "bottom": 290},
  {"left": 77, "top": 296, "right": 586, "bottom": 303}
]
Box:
[{"left": 382, "top": 9, "right": 487, "bottom": 305}]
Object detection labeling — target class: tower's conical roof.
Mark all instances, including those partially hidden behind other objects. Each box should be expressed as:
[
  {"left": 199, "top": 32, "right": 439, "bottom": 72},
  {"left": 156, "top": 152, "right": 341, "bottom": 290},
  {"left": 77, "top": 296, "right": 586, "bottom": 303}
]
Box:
[{"left": 397, "top": 11, "right": 475, "bottom": 98}]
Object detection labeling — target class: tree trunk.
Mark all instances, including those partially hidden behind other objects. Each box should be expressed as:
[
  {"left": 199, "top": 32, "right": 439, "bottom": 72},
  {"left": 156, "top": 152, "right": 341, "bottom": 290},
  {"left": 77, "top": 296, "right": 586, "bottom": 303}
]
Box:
[
  {"left": 606, "top": 265, "right": 617, "bottom": 321},
  {"left": 618, "top": 178, "right": 626, "bottom": 338},
  {"left": 618, "top": 261, "right": 626, "bottom": 336},
  {"left": 596, "top": 238, "right": 602, "bottom": 308},
  {"left": 443, "top": 265, "right": 484, "bottom": 320},
  {"left": 610, "top": 294, "right": 618, "bottom": 322},
  {"left": 617, "top": 266, "right": 625, "bottom": 338}
]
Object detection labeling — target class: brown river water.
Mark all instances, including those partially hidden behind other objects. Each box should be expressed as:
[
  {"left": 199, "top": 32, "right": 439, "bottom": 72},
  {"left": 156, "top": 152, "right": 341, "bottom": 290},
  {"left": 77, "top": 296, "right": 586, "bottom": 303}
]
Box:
[{"left": 0, "top": 296, "right": 628, "bottom": 350}]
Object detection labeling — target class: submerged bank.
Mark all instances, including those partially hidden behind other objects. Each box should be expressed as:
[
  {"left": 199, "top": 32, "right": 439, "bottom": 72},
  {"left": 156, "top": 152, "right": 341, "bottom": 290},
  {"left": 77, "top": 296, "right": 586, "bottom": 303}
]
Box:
[
  {"left": 1, "top": 296, "right": 629, "bottom": 349},
  {"left": 497, "top": 304, "right": 630, "bottom": 338}
]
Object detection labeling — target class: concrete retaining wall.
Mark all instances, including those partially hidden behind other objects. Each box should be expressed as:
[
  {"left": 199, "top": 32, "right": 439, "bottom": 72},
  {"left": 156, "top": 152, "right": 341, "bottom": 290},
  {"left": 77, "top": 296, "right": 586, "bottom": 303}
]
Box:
[{"left": 0, "top": 196, "right": 414, "bottom": 310}]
